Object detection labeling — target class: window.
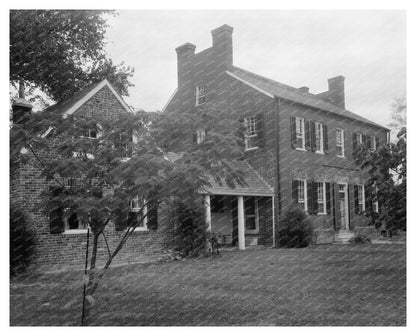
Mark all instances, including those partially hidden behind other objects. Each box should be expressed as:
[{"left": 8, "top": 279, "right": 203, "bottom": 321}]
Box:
[
  {"left": 336, "top": 128, "right": 345, "bottom": 157},
  {"left": 295, "top": 117, "right": 305, "bottom": 150},
  {"left": 356, "top": 133, "right": 363, "bottom": 145},
  {"left": 357, "top": 185, "right": 365, "bottom": 213},
  {"left": 297, "top": 179, "right": 307, "bottom": 211},
  {"left": 196, "top": 85, "right": 206, "bottom": 106},
  {"left": 317, "top": 182, "right": 326, "bottom": 214},
  {"left": 244, "top": 196, "right": 258, "bottom": 233},
  {"left": 64, "top": 212, "right": 88, "bottom": 232},
  {"left": 372, "top": 185, "right": 379, "bottom": 213},
  {"left": 244, "top": 116, "right": 258, "bottom": 150},
  {"left": 315, "top": 122, "right": 324, "bottom": 153},
  {"left": 369, "top": 136, "right": 376, "bottom": 152},
  {"left": 129, "top": 196, "right": 148, "bottom": 230},
  {"left": 196, "top": 128, "right": 206, "bottom": 144}
]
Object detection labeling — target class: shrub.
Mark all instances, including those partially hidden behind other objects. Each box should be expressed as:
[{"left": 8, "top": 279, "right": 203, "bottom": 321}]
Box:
[
  {"left": 165, "top": 199, "right": 207, "bottom": 257},
  {"left": 349, "top": 232, "right": 371, "bottom": 245},
  {"left": 10, "top": 206, "right": 35, "bottom": 275},
  {"left": 278, "top": 204, "right": 314, "bottom": 248}
]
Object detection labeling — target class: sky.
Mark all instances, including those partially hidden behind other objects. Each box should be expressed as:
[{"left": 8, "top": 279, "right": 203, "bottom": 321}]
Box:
[{"left": 104, "top": 10, "right": 406, "bottom": 128}]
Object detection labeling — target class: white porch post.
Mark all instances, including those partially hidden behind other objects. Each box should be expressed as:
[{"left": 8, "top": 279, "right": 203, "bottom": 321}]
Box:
[
  {"left": 237, "top": 196, "right": 246, "bottom": 250},
  {"left": 204, "top": 195, "right": 212, "bottom": 233}
]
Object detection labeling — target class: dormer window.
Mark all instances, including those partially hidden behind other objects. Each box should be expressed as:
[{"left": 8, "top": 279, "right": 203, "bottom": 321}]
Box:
[{"left": 196, "top": 85, "right": 206, "bottom": 106}]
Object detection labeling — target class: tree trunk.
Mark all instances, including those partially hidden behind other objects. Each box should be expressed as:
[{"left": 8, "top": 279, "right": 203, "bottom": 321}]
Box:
[{"left": 83, "top": 232, "right": 99, "bottom": 326}]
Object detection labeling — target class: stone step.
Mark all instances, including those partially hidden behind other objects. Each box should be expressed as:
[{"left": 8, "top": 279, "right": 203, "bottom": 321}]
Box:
[{"left": 334, "top": 231, "right": 354, "bottom": 244}]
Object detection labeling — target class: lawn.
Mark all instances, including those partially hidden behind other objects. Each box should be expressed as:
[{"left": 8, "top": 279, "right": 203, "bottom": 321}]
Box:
[{"left": 10, "top": 244, "right": 406, "bottom": 326}]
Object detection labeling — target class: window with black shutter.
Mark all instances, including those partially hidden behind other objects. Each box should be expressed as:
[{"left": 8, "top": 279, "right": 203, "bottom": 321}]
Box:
[
  {"left": 325, "top": 182, "right": 331, "bottom": 215},
  {"left": 256, "top": 113, "right": 265, "bottom": 148},
  {"left": 323, "top": 124, "right": 329, "bottom": 153}
]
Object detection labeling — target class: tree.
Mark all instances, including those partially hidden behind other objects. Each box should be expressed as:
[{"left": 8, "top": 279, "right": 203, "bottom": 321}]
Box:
[
  {"left": 10, "top": 10, "right": 134, "bottom": 106},
  {"left": 355, "top": 98, "right": 406, "bottom": 232},
  {"left": 10, "top": 100, "right": 245, "bottom": 324}
]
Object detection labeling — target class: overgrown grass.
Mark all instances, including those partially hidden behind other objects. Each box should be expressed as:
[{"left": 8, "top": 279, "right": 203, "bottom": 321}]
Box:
[{"left": 10, "top": 244, "right": 406, "bottom": 326}]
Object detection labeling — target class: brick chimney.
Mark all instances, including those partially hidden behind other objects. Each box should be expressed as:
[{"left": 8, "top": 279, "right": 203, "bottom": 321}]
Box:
[
  {"left": 12, "top": 81, "right": 32, "bottom": 124},
  {"left": 298, "top": 86, "right": 309, "bottom": 94},
  {"left": 175, "top": 42, "right": 196, "bottom": 89},
  {"left": 211, "top": 24, "right": 233, "bottom": 70},
  {"left": 327, "top": 76, "right": 345, "bottom": 108}
]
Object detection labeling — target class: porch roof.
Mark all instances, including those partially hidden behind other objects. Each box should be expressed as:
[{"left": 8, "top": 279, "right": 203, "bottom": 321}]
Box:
[{"left": 202, "top": 160, "right": 274, "bottom": 197}]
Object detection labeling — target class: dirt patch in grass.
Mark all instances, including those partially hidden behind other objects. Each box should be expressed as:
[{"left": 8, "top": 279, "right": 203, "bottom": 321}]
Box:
[{"left": 10, "top": 244, "right": 406, "bottom": 326}]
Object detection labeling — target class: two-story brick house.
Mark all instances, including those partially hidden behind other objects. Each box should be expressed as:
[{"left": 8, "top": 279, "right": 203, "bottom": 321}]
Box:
[
  {"left": 163, "top": 24, "right": 390, "bottom": 245},
  {"left": 10, "top": 80, "right": 167, "bottom": 269}
]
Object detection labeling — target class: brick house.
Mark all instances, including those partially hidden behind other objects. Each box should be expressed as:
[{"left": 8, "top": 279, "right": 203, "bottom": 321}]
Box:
[
  {"left": 163, "top": 24, "right": 390, "bottom": 245},
  {"left": 10, "top": 80, "right": 167, "bottom": 269}
]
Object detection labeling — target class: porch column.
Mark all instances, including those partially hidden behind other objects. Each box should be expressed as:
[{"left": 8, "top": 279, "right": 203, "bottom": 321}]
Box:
[
  {"left": 237, "top": 196, "right": 246, "bottom": 250},
  {"left": 204, "top": 195, "right": 212, "bottom": 233}
]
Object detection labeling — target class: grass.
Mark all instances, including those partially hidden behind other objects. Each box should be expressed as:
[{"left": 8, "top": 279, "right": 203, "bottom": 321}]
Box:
[{"left": 10, "top": 244, "right": 406, "bottom": 326}]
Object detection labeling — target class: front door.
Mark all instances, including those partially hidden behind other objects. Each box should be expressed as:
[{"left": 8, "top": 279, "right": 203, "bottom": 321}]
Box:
[{"left": 338, "top": 184, "right": 349, "bottom": 230}]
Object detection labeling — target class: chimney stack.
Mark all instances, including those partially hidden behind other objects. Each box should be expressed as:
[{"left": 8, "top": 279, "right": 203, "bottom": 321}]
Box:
[
  {"left": 298, "top": 86, "right": 309, "bottom": 94},
  {"left": 211, "top": 24, "right": 233, "bottom": 70},
  {"left": 327, "top": 76, "right": 345, "bottom": 108},
  {"left": 175, "top": 42, "right": 196, "bottom": 89}
]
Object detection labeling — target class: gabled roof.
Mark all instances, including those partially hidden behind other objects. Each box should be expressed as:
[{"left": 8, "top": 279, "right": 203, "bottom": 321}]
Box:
[
  {"left": 203, "top": 160, "right": 274, "bottom": 196},
  {"left": 43, "top": 79, "right": 132, "bottom": 116},
  {"left": 164, "top": 152, "right": 274, "bottom": 196},
  {"left": 227, "top": 67, "right": 389, "bottom": 131}
]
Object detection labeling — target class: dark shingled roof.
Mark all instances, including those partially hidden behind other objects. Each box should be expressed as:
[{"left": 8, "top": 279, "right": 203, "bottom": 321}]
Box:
[
  {"left": 229, "top": 66, "right": 389, "bottom": 131},
  {"left": 165, "top": 152, "right": 274, "bottom": 196}
]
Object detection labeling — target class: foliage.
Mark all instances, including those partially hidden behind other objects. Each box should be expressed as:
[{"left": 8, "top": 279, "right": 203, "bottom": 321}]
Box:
[
  {"left": 348, "top": 232, "right": 371, "bottom": 245},
  {"left": 10, "top": 206, "right": 35, "bottom": 276},
  {"left": 10, "top": 10, "right": 134, "bottom": 104},
  {"left": 354, "top": 98, "right": 406, "bottom": 231},
  {"left": 277, "top": 204, "right": 314, "bottom": 248},
  {"left": 10, "top": 98, "right": 245, "bottom": 324},
  {"left": 165, "top": 199, "right": 207, "bottom": 257}
]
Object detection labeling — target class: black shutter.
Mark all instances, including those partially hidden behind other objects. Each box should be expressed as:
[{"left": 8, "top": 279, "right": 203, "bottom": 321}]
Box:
[
  {"left": 348, "top": 185, "right": 355, "bottom": 230},
  {"left": 290, "top": 116, "right": 297, "bottom": 148},
  {"left": 50, "top": 186, "right": 65, "bottom": 234},
  {"left": 354, "top": 185, "right": 360, "bottom": 214},
  {"left": 305, "top": 121, "right": 311, "bottom": 151},
  {"left": 307, "top": 180, "right": 314, "bottom": 214},
  {"left": 333, "top": 184, "right": 341, "bottom": 230},
  {"left": 375, "top": 136, "right": 380, "bottom": 149},
  {"left": 256, "top": 113, "right": 265, "bottom": 148},
  {"left": 147, "top": 202, "right": 158, "bottom": 230},
  {"left": 292, "top": 180, "right": 298, "bottom": 203},
  {"left": 193, "top": 132, "right": 197, "bottom": 144},
  {"left": 353, "top": 132, "right": 358, "bottom": 151},
  {"left": 365, "top": 135, "right": 372, "bottom": 149},
  {"left": 114, "top": 208, "right": 128, "bottom": 231},
  {"left": 323, "top": 124, "right": 329, "bottom": 153},
  {"left": 310, "top": 121, "right": 316, "bottom": 152},
  {"left": 365, "top": 184, "right": 373, "bottom": 214},
  {"left": 325, "top": 182, "right": 331, "bottom": 215}
]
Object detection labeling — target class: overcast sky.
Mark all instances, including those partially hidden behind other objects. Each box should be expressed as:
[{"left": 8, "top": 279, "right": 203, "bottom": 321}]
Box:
[{"left": 105, "top": 10, "right": 406, "bottom": 127}]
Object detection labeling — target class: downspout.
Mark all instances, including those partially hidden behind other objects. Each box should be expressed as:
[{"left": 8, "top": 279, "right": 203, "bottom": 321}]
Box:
[{"left": 274, "top": 97, "right": 282, "bottom": 247}]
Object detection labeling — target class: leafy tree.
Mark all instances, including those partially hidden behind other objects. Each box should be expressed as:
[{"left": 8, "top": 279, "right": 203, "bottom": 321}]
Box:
[
  {"left": 355, "top": 98, "right": 406, "bottom": 232},
  {"left": 10, "top": 10, "right": 134, "bottom": 106},
  {"left": 10, "top": 100, "right": 245, "bottom": 324}
]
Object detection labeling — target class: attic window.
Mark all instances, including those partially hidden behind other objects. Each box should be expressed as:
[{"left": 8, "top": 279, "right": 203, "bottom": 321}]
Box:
[
  {"left": 196, "top": 85, "right": 206, "bottom": 106},
  {"left": 244, "top": 116, "right": 258, "bottom": 150}
]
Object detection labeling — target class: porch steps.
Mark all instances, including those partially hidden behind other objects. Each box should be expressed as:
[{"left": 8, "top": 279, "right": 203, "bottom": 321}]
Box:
[{"left": 334, "top": 230, "right": 354, "bottom": 244}]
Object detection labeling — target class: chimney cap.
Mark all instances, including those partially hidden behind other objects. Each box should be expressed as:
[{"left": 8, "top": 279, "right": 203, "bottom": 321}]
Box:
[
  {"left": 211, "top": 24, "right": 234, "bottom": 36},
  {"left": 12, "top": 97, "right": 32, "bottom": 109},
  {"left": 298, "top": 86, "right": 309, "bottom": 93},
  {"left": 175, "top": 42, "right": 196, "bottom": 54},
  {"left": 328, "top": 75, "right": 345, "bottom": 83}
]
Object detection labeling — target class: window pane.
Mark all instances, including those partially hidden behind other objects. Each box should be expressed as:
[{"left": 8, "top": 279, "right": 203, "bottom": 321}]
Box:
[{"left": 245, "top": 216, "right": 256, "bottom": 230}]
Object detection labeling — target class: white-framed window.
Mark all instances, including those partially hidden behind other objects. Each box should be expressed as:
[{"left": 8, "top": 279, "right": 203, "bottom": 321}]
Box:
[
  {"left": 295, "top": 117, "right": 305, "bottom": 150},
  {"left": 315, "top": 122, "right": 324, "bottom": 153},
  {"left": 195, "top": 85, "right": 206, "bottom": 106},
  {"left": 63, "top": 211, "right": 88, "bottom": 233},
  {"left": 297, "top": 179, "right": 307, "bottom": 211},
  {"left": 357, "top": 185, "right": 365, "bottom": 213},
  {"left": 244, "top": 196, "right": 259, "bottom": 233},
  {"left": 129, "top": 196, "right": 148, "bottom": 230},
  {"left": 369, "top": 136, "right": 376, "bottom": 152},
  {"left": 317, "top": 182, "right": 326, "bottom": 214},
  {"left": 80, "top": 123, "right": 102, "bottom": 139},
  {"left": 244, "top": 116, "right": 258, "bottom": 150},
  {"left": 372, "top": 185, "right": 379, "bottom": 213},
  {"left": 356, "top": 133, "right": 363, "bottom": 145},
  {"left": 336, "top": 128, "right": 345, "bottom": 157},
  {"left": 196, "top": 128, "right": 206, "bottom": 144}
]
